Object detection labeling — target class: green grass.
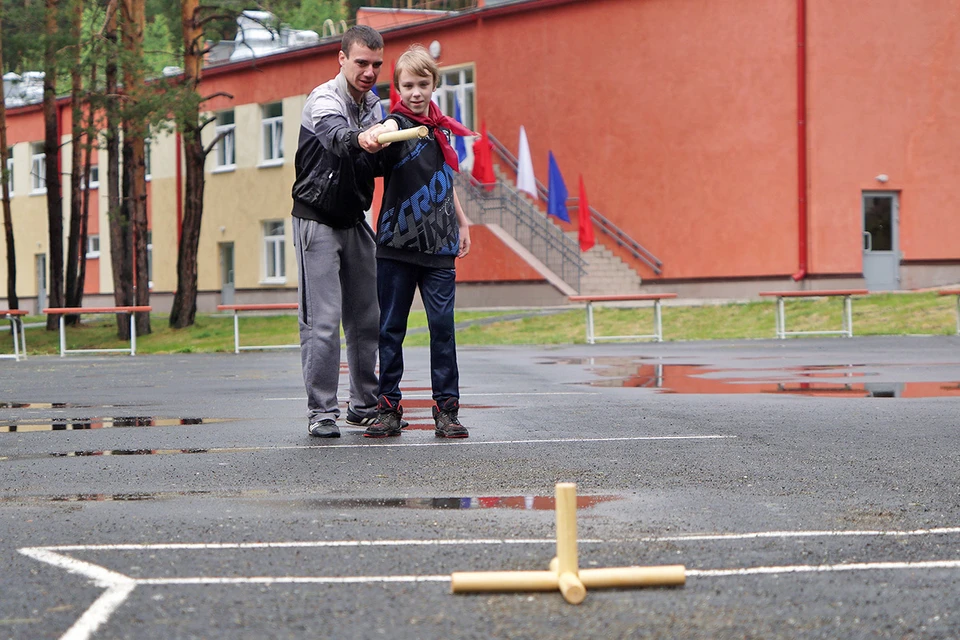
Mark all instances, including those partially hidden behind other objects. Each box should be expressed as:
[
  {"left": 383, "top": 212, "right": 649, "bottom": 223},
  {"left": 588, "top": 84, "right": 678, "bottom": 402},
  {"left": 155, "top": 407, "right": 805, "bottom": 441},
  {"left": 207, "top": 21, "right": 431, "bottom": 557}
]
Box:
[{"left": 3, "top": 291, "right": 957, "bottom": 355}]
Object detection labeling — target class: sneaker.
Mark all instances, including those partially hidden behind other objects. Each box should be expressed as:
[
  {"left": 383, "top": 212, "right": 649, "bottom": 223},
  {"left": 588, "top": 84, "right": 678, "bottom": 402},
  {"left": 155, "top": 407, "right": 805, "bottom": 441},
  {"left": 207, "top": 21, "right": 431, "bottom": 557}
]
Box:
[
  {"left": 308, "top": 418, "right": 340, "bottom": 438},
  {"left": 345, "top": 408, "right": 376, "bottom": 427},
  {"left": 433, "top": 398, "right": 468, "bottom": 439},
  {"left": 363, "top": 399, "right": 403, "bottom": 438},
  {"left": 346, "top": 407, "right": 409, "bottom": 429}
]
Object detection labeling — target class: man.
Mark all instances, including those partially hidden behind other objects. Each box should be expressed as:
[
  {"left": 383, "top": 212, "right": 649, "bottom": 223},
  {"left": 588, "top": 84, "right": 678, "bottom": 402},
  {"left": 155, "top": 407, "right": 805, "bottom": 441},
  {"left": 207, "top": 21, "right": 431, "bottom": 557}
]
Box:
[{"left": 291, "top": 25, "right": 389, "bottom": 438}]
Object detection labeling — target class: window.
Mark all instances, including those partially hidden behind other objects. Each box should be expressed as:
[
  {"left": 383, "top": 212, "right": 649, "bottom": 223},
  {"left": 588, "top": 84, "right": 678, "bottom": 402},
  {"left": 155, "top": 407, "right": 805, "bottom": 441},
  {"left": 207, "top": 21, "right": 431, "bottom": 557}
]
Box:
[
  {"left": 6, "top": 148, "right": 14, "bottom": 196},
  {"left": 86, "top": 235, "right": 100, "bottom": 259},
  {"left": 145, "top": 139, "right": 152, "bottom": 181},
  {"left": 31, "top": 143, "right": 46, "bottom": 193},
  {"left": 147, "top": 230, "right": 153, "bottom": 289},
  {"left": 436, "top": 66, "right": 475, "bottom": 131},
  {"left": 263, "top": 220, "right": 285, "bottom": 282},
  {"left": 215, "top": 110, "right": 236, "bottom": 170},
  {"left": 374, "top": 82, "right": 392, "bottom": 118},
  {"left": 434, "top": 65, "right": 475, "bottom": 168},
  {"left": 261, "top": 102, "right": 283, "bottom": 165},
  {"left": 81, "top": 165, "right": 99, "bottom": 190}
]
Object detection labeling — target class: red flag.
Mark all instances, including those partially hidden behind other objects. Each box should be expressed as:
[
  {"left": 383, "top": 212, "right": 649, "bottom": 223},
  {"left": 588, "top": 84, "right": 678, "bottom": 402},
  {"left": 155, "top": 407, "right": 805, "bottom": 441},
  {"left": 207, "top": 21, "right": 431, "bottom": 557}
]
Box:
[
  {"left": 578, "top": 175, "right": 595, "bottom": 251},
  {"left": 389, "top": 60, "right": 401, "bottom": 111},
  {"left": 471, "top": 120, "right": 496, "bottom": 191}
]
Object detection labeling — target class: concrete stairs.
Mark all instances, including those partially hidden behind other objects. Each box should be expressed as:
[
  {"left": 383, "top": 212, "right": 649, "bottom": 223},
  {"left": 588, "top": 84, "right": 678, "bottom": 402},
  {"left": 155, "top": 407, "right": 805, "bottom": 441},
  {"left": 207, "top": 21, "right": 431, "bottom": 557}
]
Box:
[
  {"left": 567, "top": 232, "right": 644, "bottom": 295},
  {"left": 483, "top": 165, "right": 644, "bottom": 296}
]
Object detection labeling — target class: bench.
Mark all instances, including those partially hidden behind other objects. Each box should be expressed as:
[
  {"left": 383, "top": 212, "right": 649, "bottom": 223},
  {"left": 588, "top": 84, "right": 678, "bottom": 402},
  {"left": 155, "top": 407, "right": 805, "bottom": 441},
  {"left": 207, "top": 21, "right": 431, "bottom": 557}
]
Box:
[
  {"left": 0, "top": 309, "right": 28, "bottom": 361},
  {"left": 938, "top": 289, "right": 960, "bottom": 335},
  {"left": 43, "top": 306, "right": 152, "bottom": 357},
  {"left": 758, "top": 290, "right": 868, "bottom": 339},
  {"left": 217, "top": 303, "right": 299, "bottom": 354},
  {"left": 568, "top": 293, "right": 678, "bottom": 344}
]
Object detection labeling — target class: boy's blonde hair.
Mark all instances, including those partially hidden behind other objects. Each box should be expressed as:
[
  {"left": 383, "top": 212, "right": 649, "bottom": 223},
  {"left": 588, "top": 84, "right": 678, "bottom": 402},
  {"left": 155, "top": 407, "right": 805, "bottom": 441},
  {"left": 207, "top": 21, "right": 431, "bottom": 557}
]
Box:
[{"left": 394, "top": 45, "right": 439, "bottom": 89}]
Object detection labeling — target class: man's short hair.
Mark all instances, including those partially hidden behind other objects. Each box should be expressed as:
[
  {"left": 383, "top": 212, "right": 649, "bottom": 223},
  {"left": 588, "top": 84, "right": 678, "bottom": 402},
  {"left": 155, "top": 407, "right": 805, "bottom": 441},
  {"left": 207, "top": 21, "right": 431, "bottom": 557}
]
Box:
[
  {"left": 341, "top": 25, "right": 384, "bottom": 57},
  {"left": 394, "top": 44, "right": 439, "bottom": 88}
]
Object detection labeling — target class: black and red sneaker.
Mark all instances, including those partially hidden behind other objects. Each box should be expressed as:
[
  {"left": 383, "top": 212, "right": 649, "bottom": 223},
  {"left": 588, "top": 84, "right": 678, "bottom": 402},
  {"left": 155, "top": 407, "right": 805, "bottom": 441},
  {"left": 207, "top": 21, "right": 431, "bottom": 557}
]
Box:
[
  {"left": 433, "top": 398, "right": 468, "bottom": 438},
  {"left": 363, "top": 398, "right": 404, "bottom": 438}
]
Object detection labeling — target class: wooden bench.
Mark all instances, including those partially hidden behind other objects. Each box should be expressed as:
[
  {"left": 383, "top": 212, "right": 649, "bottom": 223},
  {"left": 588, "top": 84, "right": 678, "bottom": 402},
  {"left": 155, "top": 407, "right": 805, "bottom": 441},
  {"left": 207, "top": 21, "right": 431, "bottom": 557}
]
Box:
[
  {"left": 217, "top": 303, "right": 299, "bottom": 354},
  {"left": 0, "top": 309, "right": 28, "bottom": 361},
  {"left": 43, "top": 306, "right": 152, "bottom": 357},
  {"left": 758, "top": 290, "right": 868, "bottom": 339},
  {"left": 938, "top": 289, "right": 960, "bottom": 335},
  {"left": 568, "top": 293, "right": 678, "bottom": 344}
]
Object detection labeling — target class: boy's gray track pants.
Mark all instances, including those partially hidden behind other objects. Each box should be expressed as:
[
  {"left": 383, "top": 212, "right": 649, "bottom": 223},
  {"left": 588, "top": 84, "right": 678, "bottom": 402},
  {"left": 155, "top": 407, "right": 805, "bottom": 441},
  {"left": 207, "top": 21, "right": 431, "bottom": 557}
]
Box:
[{"left": 293, "top": 216, "right": 379, "bottom": 422}]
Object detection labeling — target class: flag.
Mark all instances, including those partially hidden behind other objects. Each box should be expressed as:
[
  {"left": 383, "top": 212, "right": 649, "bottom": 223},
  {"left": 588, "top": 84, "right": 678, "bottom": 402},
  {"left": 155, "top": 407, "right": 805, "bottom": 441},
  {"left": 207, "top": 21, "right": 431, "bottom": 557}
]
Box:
[
  {"left": 546, "top": 151, "right": 570, "bottom": 222},
  {"left": 471, "top": 121, "right": 495, "bottom": 191},
  {"left": 516, "top": 125, "right": 538, "bottom": 200},
  {"left": 389, "top": 60, "right": 401, "bottom": 111},
  {"left": 578, "top": 175, "right": 595, "bottom": 252},
  {"left": 453, "top": 95, "right": 468, "bottom": 163}
]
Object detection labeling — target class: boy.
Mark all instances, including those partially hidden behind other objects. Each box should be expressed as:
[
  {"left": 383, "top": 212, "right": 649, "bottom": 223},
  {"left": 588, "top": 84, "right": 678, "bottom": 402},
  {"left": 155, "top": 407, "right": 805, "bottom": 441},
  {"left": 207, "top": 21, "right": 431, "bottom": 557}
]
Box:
[{"left": 362, "top": 45, "right": 475, "bottom": 439}]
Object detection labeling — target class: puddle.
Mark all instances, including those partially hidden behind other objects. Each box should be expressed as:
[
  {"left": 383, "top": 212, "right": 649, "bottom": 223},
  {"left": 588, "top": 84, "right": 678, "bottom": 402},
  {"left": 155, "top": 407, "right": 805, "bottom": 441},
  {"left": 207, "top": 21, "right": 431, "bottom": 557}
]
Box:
[
  {"left": 0, "top": 418, "right": 228, "bottom": 432},
  {"left": 0, "top": 402, "right": 143, "bottom": 409},
  {"left": 299, "top": 495, "right": 619, "bottom": 510},
  {"left": 0, "top": 489, "right": 259, "bottom": 503},
  {"left": 540, "top": 357, "right": 960, "bottom": 398},
  {"left": 0, "top": 491, "right": 619, "bottom": 509}
]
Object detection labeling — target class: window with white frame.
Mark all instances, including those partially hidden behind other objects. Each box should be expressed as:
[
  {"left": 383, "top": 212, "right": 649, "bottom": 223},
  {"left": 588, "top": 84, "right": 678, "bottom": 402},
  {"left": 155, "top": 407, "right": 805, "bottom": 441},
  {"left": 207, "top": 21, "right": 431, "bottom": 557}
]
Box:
[
  {"left": 436, "top": 66, "right": 475, "bottom": 131},
  {"left": 261, "top": 102, "right": 283, "bottom": 165},
  {"left": 86, "top": 234, "right": 100, "bottom": 259},
  {"left": 145, "top": 139, "right": 152, "bottom": 180},
  {"left": 215, "top": 110, "right": 236, "bottom": 170},
  {"left": 147, "top": 230, "right": 153, "bottom": 288},
  {"left": 434, "top": 65, "right": 476, "bottom": 167},
  {"left": 6, "top": 148, "right": 14, "bottom": 196},
  {"left": 263, "top": 220, "right": 285, "bottom": 282},
  {"left": 81, "top": 165, "right": 99, "bottom": 190},
  {"left": 31, "top": 143, "right": 46, "bottom": 193}
]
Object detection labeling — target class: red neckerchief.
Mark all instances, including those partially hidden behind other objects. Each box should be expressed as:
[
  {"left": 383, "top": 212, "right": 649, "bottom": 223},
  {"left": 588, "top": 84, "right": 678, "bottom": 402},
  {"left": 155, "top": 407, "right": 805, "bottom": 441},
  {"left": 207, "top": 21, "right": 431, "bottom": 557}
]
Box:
[{"left": 391, "top": 101, "right": 475, "bottom": 173}]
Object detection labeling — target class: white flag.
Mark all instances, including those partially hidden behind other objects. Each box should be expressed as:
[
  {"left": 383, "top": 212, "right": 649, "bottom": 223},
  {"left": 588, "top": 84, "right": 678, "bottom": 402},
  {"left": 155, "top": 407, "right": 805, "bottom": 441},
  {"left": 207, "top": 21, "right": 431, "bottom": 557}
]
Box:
[{"left": 516, "top": 125, "right": 538, "bottom": 200}]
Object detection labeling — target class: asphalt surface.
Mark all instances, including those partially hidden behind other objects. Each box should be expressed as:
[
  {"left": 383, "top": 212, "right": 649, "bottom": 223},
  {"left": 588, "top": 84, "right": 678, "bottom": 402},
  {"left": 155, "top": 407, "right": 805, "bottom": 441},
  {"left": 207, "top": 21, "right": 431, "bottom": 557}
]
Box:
[{"left": 1, "top": 336, "right": 959, "bottom": 639}]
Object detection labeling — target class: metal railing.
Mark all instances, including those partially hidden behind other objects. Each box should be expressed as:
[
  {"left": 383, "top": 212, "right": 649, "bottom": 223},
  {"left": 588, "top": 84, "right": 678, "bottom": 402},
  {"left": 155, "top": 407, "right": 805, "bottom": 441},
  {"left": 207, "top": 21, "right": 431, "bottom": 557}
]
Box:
[
  {"left": 455, "top": 172, "right": 584, "bottom": 292},
  {"left": 487, "top": 132, "right": 663, "bottom": 275}
]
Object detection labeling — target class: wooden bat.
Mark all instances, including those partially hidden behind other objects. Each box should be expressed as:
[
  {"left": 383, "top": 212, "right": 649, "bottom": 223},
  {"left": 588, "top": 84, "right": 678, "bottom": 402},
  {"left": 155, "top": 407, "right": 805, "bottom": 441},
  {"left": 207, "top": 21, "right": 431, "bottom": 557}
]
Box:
[{"left": 377, "top": 125, "right": 429, "bottom": 144}]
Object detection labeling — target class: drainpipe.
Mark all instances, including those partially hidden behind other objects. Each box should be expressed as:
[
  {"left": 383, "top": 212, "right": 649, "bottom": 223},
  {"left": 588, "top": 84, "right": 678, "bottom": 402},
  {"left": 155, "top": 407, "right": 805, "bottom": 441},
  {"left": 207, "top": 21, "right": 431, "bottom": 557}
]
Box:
[{"left": 792, "top": 0, "right": 808, "bottom": 281}]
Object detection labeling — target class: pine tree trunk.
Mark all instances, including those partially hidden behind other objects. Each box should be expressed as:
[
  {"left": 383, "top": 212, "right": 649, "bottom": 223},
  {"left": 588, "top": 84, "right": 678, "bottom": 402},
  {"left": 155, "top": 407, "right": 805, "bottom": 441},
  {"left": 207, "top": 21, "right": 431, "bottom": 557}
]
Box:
[
  {"left": 120, "top": 0, "right": 150, "bottom": 335},
  {"left": 64, "top": 0, "right": 85, "bottom": 324},
  {"left": 169, "top": 0, "right": 205, "bottom": 329},
  {"left": 105, "top": 3, "right": 132, "bottom": 339},
  {"left": 43, "top": 0, "right": 64, "bottom": 331},
  {"left": 0, "top": 0, "right": 18, "bottom": 310}
]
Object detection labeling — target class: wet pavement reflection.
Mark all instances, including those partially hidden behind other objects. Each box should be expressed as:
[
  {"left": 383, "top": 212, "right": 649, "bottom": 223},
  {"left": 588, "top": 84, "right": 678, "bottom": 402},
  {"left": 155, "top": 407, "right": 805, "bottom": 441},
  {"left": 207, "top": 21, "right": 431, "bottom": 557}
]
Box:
[
  {"left": 0, "top": 491, "right": 619, "bottom": 508},
  {"left": 0, "top": 417, "right": 227, "bottom": 432},
  {"left": 540, "top": 357, "right": 960, "bottom": 397}
]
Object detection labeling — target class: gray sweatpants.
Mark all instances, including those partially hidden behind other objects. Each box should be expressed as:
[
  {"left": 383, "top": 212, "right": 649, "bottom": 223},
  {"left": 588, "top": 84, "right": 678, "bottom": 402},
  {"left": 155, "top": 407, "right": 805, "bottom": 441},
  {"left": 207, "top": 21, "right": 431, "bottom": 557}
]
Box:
[{"left": 293, "top": 216, "right": 379, "bottom": 422}]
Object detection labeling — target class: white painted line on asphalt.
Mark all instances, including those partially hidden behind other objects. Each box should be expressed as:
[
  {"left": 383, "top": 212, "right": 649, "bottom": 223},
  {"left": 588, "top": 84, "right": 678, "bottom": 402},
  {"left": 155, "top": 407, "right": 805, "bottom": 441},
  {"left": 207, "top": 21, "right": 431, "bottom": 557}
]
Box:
[
  {"left": 21, "top": 531, "right": 960, "bottom": 640},
  {"left": 139, "top": 576, "right": 451, "bottom": 585},
  {"left": 687, "top": 559, "right": 960, "bottom": 577},
  {"left": 31, "top": 525, "right": 960, "bottom": 553},
  {"left": 18, "top": 548, "right": 135, "bottom": 640},
  {"left": 137, "top": 560, "right": 960, "bottom": 584},
  {"left": 19, "top": 547, "right": 132, "bottom": 587},
  {"left": 642, "top": 527, "right": 960, "bottom": 543}
]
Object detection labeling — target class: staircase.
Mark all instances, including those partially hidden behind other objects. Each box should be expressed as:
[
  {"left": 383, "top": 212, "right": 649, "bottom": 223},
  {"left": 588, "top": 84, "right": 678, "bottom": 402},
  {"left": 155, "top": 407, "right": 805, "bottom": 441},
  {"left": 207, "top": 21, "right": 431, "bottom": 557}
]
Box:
[
  {"left": 458, "top": 131, "right": 663, "bottom": 296},
  {"left": 572, "top": 233, "right": 645, "bottom": 295}
]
